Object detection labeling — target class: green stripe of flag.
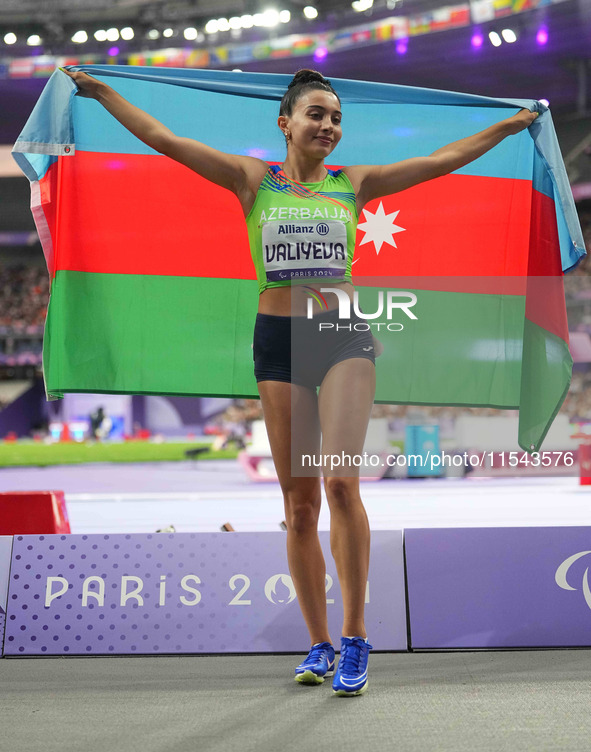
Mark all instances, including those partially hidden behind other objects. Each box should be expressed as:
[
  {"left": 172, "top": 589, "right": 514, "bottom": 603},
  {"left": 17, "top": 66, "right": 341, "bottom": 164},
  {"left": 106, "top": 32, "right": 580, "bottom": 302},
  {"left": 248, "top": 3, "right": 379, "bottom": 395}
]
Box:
[
  {"left": 44, "top": 271, "right": 259, "bottom": 399},
  {"left": 362, "top": 286, "right": 524, "bottom": 408},
  {"left": 518, "top": 317, "right": 572, "bottom": 452},
  {"left": 44, "top": 271, "right": 569, "bottom": 451}
]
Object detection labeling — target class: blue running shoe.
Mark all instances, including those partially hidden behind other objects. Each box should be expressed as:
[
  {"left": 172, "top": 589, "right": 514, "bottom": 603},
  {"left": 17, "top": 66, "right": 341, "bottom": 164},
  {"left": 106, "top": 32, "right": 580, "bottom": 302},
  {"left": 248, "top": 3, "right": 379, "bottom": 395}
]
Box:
[
  {"left": 294, "top": 641, "right": 335, "bottom": 685},
  {"left": 332, "top": 636, "right": 373, "bottom": 696}
]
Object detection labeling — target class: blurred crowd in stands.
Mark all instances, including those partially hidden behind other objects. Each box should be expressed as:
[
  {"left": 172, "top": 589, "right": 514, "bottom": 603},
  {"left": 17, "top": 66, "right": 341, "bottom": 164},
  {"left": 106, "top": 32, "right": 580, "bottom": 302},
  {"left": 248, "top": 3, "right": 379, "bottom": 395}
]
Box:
[
  {"left": 565, "top": 204, "right": 591, "bottom": 333},
  {"left": 0, "top": 264, "right": 46, "bottom": 392},
  {"left": 561, "top": 370, "right": 591, "bottom": 423},
  {"left": 219, "top": 399, "right": 515, "bottom": 430},
  {"left": 0, "top": 263, "right": 47, "bottom": 406},
  {"left": 0, "top": 263, "right": 47, "bottom": 332},
  {"left": 569, "top": 202, "right": 591, "bottom": 276}
]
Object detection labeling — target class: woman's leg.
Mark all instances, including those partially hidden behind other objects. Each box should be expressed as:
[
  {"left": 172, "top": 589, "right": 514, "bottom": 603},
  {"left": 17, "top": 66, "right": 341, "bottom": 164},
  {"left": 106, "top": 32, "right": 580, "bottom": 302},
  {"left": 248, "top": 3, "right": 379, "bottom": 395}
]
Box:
[
  {"left": 257, "top": 379, "right": 331, "bottom": 645},
  {"left": 317, "top": 358, "right": 376, "bottom": 638}
]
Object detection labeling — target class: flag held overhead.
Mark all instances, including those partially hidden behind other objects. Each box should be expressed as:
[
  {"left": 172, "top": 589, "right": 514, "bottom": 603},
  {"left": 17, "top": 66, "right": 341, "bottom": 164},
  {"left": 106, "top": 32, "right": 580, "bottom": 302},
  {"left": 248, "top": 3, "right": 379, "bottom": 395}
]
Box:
[{"left": 13, "top": 66, "right": 585, "bottom": 451}]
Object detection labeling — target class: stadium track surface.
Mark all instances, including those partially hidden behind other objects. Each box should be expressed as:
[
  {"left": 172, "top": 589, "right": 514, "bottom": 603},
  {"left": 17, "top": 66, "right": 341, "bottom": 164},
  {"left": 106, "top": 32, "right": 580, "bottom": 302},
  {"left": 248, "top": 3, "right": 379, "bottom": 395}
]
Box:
[
  {"left": 3, "top": 650, "right": 591, "bottom": 751},
  {"left": 3, "top": 461, "right": 591, "bottom": 750}
]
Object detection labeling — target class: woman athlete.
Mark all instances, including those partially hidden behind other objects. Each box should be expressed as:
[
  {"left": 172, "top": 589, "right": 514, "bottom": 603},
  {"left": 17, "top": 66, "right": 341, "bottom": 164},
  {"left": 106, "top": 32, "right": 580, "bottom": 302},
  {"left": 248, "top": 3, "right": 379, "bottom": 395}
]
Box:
[{"left": 61, "top": 66, "right": 537, "bottom": 696}]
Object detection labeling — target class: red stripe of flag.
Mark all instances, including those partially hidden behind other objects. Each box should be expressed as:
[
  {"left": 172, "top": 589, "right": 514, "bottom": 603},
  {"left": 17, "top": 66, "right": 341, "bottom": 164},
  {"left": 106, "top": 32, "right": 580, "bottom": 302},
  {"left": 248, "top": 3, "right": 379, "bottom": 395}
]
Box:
[
  {"left": 43, "top": 152, "right": 553, "bottom": 300},
  {"left": 524, "top": 188, "right": 569, "bottom": 343}
]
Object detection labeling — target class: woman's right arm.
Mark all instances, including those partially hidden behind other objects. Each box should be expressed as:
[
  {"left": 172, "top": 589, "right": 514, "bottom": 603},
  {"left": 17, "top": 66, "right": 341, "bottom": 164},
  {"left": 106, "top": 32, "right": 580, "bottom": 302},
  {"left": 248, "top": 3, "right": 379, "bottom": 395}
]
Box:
[{"left": 61, "top": 69, "right": 267, "bottom": 203}]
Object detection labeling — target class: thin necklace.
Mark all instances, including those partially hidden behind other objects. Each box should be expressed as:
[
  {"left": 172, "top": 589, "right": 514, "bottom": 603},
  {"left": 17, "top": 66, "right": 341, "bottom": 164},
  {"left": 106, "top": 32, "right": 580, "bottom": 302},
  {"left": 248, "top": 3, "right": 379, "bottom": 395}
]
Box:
[{"left": 281, "top": 164, "right": 329, "bottom": 184}]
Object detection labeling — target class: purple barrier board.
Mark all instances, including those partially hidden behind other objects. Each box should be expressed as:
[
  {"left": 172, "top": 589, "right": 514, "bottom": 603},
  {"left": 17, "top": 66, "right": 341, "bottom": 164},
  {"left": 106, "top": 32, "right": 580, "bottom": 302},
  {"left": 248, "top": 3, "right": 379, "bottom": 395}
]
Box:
[
  {"left": 5, "top": 531, "right": 406, "bottom": 655},
  {"left": 406, "top": 526, "right": 591, "bottom": 648},
  {"left": 0, "top": 536, "right": 12, "bottom": 655}
]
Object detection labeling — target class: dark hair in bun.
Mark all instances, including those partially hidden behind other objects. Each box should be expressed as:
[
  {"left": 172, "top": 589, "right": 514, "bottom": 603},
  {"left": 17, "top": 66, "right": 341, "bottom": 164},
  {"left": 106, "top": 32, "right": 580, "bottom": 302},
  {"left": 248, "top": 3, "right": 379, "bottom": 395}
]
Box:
[{"left": 279, "top": 69, "right": 341, "bottom": 117}]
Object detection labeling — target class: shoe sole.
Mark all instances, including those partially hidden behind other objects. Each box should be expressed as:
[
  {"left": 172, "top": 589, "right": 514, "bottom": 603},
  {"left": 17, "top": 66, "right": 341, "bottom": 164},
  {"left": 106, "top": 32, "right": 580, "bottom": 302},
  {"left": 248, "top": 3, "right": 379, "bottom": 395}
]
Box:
[
  {"left": 295, "top": 668, "right": 334, "bottom": 685},
  {"left": 333, "top": 681, "right": 368, "bottom": 697}
]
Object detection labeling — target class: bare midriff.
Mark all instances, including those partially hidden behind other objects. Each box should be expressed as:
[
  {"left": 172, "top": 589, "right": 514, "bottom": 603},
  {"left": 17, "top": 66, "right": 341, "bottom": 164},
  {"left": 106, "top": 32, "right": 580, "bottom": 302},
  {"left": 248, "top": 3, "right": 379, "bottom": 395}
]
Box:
[{"left": 257, "top": 280, "right": 355, "bottom": 317}]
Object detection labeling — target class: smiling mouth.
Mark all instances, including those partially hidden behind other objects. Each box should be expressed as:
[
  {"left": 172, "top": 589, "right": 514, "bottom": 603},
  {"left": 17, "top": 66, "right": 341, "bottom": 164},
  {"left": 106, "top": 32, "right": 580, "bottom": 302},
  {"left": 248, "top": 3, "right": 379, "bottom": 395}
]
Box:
[{"left": 316, "top": 137, "right": 332, "bottom": 144}]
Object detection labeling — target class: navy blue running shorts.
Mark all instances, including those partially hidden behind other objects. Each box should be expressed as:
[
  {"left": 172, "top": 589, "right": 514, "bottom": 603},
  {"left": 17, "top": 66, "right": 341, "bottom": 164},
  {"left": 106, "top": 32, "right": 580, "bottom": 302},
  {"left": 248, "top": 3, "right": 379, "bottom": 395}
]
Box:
[{"left": 253, "top": 308, "right": 376, "bottom": 388}]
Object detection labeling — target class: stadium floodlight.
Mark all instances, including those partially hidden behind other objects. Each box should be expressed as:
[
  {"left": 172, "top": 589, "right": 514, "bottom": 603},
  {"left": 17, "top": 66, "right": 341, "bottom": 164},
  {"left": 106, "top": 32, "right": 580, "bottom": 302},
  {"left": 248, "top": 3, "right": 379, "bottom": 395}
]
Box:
[
  {"left": 303, "top": 6, "right": 318, "bottom": 19},
  {"left": 536, "top": 26, "right": 548, "bottom": 46},
  {"left": 120, "top": 27, "right": 134, "bottom": 41},
  {"left": 232, "top": 68, "right": 242, "bottom": 72},
  {"left": 395, "top": 37, "right": 407, "bottom": 54},
  {"left": 488, "top": 31, "right": 502, "bottom": 47},
  {"left": 162, "top": 28, "right": 174, "bottom": 38},
  {"left": 471, "top": 31, "right": 483, "bottom": 49},
  {"left": 94, "top": 29, "right": 107, "bottom": 41},
  {"left": 3, "top": 32, "right": 16, "bottom": 44},
  {"left": 261, "top": 9, "right": 280, "bottom": 27},
  {"left": 352, "top": 0, "right": 373, "bottom": 11},
  {"left": 253, "top": 13, "right": 265, "bottom": 26},
  {"left": 205, "top": 20, "right": 219, "bottom": 33},
  {"left": 501, "top": 28, "right": 517, "bottom": 43},
  {"left": 72, "top": 30, "right": 88, "bottom": 43},
  {"left": 106, "top": 28, "right": 119, "bottom": 42},
  {"left": 147, "top": 29, "right": 160, "bottom": 40},
  {"left": 183, "top": 27, "right": 198, "bottom": 40},
  {"left": 217, "top": 18, "right": 231, "bottom": 32},
  {"left": 27, "top": 34, "right": 42, "bottom": 46},
  {"left": 229, "top": 16, "right": 242, "bottom": 29},
  {"left": 279, "top": 10, "right": 290, "bottom": 23},
  {"left": 241, "top": 15, "right": 254, "bottom": 28}
]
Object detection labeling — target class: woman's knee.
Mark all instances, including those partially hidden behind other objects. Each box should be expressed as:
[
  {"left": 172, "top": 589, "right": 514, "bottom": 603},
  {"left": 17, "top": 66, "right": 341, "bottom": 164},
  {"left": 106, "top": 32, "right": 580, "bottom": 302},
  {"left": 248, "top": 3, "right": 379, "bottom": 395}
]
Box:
[
  {"left": 283, "top": 486, "right": 321, "bottom": 533},
  {"left": 324, "top": 476, "right": 360, "bottom": 511}
]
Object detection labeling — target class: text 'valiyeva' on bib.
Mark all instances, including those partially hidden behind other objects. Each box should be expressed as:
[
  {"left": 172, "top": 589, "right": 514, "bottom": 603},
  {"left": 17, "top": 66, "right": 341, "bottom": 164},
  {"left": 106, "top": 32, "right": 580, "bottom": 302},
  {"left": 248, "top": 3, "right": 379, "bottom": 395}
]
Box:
[{"left": 262, "top": 218, "right": 348, "bottom": 282}]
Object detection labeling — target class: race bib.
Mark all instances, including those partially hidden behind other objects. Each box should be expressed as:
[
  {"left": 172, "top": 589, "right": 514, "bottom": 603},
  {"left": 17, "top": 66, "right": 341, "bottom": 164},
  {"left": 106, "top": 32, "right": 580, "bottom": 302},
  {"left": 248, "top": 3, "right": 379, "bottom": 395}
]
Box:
[{"left": 262, "top": 219, "right": 348, "bottom": 282}]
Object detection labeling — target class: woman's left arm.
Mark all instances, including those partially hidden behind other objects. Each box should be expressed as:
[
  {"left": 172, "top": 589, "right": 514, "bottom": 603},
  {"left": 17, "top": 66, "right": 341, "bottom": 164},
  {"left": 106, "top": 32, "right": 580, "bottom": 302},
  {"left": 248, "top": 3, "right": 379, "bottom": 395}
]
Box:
[{"left": 347, "top": 108, "right": 538, "bottom": 208}]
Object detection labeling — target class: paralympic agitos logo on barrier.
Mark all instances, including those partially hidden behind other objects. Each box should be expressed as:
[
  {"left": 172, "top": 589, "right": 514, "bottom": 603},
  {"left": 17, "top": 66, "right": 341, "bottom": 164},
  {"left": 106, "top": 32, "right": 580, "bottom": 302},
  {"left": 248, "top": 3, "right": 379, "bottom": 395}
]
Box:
[
  {"left": 555, "top": 551, "right": 591, "bottom": 610},
  {"left": 305, "top": 287, "right": 418, "bottom": 332}
]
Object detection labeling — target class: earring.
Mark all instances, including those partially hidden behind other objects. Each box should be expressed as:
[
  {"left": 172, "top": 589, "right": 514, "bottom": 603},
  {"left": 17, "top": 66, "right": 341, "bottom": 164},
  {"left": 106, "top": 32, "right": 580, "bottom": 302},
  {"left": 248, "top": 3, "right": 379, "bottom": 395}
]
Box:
[{"left": 284, "top": 130, "right": 291, "bottom": 143}]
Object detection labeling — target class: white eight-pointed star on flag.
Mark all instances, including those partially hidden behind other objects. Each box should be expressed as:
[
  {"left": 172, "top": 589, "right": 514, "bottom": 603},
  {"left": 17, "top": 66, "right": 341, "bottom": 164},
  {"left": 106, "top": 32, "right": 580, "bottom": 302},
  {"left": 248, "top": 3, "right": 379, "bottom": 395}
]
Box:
[{"left": 357, "top": 201, "right": 406, "bottom": 255}]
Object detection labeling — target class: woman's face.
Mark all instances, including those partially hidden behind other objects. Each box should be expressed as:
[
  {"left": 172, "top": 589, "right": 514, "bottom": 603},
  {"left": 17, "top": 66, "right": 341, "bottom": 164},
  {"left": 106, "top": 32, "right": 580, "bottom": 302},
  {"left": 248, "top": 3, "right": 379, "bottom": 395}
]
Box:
[{"left": 279, "top": 89, "right": 342, "bottom": 157}]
